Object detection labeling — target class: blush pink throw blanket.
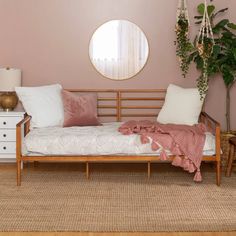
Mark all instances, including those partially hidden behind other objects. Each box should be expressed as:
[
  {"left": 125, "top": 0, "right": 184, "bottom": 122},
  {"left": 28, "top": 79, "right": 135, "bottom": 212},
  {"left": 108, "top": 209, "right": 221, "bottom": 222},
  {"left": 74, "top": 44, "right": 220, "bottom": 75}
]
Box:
[{"left": 118, "top": 120, "right": 207, "bottom": 182}]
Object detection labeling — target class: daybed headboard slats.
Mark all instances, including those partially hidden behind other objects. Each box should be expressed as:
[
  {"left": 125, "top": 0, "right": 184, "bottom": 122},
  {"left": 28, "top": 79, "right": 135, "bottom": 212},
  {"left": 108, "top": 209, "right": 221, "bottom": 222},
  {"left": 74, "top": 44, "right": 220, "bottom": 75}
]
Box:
[
  {"left": 66, "top": 89, "right": 166, "bottom": 122},
  {"left": 121, "top": 114, "right": 158, "bottom": 118},
  {"left": 117, "top": 91, "right": 121, "bottom": 121},
  {"left": 121, "top": 106, "right": 163, "bottom": 109},
  {"left": 121, "top": 97, "right": 165, "bottom": 101}
]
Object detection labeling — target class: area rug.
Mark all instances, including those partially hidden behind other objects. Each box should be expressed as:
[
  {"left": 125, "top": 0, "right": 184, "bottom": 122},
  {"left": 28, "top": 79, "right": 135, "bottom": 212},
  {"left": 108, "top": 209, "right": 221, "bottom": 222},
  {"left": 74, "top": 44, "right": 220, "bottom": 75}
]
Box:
[{"left": 0, "top": 164, "right": 236, "bottom": 232}]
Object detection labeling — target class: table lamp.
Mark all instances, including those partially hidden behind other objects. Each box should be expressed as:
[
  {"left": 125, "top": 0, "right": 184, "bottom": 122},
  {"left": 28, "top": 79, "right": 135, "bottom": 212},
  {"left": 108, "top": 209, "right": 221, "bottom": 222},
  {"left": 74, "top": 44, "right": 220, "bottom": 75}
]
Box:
[{"left": 0, "top": 68, "right": 21, "bottom": 111}]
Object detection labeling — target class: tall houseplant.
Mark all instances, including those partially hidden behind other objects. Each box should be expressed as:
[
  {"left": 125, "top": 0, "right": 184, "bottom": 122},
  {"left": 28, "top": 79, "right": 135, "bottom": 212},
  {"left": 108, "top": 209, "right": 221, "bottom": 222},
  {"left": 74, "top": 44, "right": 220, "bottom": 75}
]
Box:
[{"left": 179, "top": 1, "right": 236, "bottom": 132}]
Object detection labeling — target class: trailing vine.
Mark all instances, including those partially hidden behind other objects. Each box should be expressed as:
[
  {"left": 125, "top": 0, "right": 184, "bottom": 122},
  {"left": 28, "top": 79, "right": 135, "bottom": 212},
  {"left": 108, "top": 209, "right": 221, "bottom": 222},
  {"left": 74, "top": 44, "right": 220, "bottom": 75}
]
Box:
[
  {"left": 175, "top": 14, "right": 193, "bottom": 78},
  {"left": 196, "top": 37, "right": 214, "bottom": 99}
]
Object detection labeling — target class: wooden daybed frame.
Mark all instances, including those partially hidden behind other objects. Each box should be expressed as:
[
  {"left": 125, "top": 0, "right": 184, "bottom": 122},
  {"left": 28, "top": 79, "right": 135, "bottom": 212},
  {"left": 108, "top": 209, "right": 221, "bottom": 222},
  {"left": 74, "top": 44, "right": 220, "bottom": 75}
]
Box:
[{"left": 16, "top": 89, "right": 221, "bottom": 186}]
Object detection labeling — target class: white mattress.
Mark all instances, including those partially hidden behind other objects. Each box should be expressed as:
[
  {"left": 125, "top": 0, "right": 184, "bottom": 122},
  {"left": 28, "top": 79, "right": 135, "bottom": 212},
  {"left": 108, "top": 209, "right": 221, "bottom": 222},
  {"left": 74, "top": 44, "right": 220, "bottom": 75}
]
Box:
[{"left": 23, "top": 122, "right": 216, "bottom": 156}]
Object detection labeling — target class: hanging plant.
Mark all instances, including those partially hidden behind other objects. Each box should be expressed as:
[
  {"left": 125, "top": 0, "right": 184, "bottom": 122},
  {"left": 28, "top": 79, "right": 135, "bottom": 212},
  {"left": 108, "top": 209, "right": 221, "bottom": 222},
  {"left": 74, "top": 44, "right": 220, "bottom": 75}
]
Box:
[
  {"left": 175, "top": 0, "right": 193, "bottom": 78},
  {"left": 188, "top": 0, "right": 236, "bottom": 131},
  {"left": 195, "top": 36, "right": 215, "bottom": 99},
  {"left": 194, "top": 0, "right": 215, "bottom": 99}
]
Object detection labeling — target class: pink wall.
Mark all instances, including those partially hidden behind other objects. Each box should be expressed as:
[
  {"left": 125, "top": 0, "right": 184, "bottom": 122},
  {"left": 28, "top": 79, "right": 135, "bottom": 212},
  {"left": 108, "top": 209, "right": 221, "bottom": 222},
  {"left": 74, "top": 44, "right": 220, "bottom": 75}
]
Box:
[{"left": 0, "top": 0, "right": 235, "bottom": 130}]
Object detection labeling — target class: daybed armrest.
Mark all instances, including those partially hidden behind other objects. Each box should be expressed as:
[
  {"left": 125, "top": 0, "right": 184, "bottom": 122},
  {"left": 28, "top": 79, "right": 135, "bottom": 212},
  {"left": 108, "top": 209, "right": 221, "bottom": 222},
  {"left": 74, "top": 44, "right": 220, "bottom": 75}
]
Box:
[
  {"left": 200, "top": 112, "right": 221, "bottom": 161},
  {"left": 16, "top": 115, "right": 31, "bottom": 136},
  {"left": 200, "top": 111, "right": 220, "bottom": 137},
  {"left": 200, "top": 111, "right": 220, "bottom": 128},
  {"left": 16, "top": 115, "right": 31, "bottom": 159}
]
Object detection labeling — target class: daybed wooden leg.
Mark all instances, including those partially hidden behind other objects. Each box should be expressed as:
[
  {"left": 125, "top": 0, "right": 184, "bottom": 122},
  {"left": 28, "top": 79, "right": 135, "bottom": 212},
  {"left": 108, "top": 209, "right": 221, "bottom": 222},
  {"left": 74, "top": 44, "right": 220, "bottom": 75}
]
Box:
[
  {"left": 21, "top": 161, "right": 24, "bottom": 170},
  {"left": 148, "top": 162, "right": 151, "bottom": 179},
  {"left": 17, "top": 160, "right": 21, "bottom": 186},
  {"left": 33, "top": 161, "right": 39, "bottom": 168},
  {"left": 86, "top": 162, "right": 90, "bottom": 179},
  {"left": 216, "top": 160, "right": 221, "bottom": 186}
]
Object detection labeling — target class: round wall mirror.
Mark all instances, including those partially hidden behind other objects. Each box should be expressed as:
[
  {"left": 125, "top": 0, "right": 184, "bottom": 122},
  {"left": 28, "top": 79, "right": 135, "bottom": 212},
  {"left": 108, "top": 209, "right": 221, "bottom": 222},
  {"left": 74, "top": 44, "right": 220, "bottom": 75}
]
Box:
[{"left": 89, "top": 20, "right": 149, "bottom": 80}]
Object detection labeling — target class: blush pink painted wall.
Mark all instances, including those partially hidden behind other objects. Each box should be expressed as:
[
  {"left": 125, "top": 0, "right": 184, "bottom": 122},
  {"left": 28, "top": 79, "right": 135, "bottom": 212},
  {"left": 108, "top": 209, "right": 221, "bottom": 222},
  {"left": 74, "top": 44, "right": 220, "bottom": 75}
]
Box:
[{"left": 0, "top": 0, "right": 235, "bottom": 130}]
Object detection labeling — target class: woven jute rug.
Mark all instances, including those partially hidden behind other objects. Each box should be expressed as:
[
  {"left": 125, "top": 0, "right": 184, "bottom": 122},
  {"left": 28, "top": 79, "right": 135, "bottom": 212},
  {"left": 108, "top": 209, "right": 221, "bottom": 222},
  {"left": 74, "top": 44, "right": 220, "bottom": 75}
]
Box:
[{"left": 0, "top": 164, "right": 236, "bottom": 232}]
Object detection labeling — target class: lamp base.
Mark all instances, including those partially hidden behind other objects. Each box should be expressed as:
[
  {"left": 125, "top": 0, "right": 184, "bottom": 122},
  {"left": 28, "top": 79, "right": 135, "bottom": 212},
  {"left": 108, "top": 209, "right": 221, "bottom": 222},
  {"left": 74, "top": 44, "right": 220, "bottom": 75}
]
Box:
[{"left": 0, "top": 92, "right": 19, "bottom": 111}]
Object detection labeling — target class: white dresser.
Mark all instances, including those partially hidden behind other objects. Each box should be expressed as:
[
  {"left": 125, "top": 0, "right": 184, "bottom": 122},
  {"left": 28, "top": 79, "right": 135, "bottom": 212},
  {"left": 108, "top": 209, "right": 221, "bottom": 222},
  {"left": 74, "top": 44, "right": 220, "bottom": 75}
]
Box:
[{"left": 0, "top": 111, "right": 25, "bottom": 162}]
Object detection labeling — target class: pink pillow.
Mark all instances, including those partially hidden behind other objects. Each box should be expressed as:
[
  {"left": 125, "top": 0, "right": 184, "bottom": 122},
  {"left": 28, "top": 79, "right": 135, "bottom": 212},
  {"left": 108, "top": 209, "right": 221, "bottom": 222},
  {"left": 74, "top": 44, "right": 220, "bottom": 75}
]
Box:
[{"left": 62, "top": 90, "right": 100, "bottom": 127}]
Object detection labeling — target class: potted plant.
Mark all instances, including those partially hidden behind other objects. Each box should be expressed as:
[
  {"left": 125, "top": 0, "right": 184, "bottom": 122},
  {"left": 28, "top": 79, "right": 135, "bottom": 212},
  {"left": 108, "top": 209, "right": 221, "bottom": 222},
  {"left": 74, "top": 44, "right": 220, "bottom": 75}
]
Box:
[
  {"left": 176, "top": 1, "right": 236, "bottom": 167},
  {"left": 189, "top": 2, "right": 236, "bottom": 133},
  {"left": 177, "top": 3, "right": 236, "bottom": 132}
]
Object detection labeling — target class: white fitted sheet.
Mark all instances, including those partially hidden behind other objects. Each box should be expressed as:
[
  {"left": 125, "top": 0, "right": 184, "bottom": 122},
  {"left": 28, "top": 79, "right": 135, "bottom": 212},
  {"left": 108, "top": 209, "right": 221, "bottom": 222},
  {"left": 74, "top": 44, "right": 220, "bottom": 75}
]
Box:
[{"left": 22, "top": 122, "right": 216, "bottom": 156}]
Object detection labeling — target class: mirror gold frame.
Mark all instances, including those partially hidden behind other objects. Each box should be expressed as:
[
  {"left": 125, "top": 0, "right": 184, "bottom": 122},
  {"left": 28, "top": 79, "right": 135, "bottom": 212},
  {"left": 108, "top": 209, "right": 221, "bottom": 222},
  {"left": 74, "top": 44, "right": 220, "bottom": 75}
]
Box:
[{"left": 89, "top": 20, "right": 149, "bottom": 81}]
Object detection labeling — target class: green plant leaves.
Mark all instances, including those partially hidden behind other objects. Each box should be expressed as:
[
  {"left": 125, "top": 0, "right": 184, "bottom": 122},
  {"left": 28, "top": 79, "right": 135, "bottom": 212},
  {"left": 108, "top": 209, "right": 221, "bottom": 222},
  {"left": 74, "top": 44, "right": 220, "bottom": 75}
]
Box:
[
  {"left": 221, "top": 65, "right": 235, "bottom": 86},
  {"left": 228, "top": 23, "right": 236, "bottom": 30},
  {"left": 182, "top": 3, "right": 236, "bottom": 88},
  {"left": 213, "top": 19, "right": 230, "bottom": 33},
  {"left": 191, "top": 2, "right": 235, "bottom": 131},
  {"left": 213, "top": 8, "right": 228, "bottom": 18},
  {"left": 216, "top": 19, "right": 229, "bottom": 27},
  {"left": 207, "top": 5, "right": 215, "bottom": 16},
  {"left": 197, "top": 3, "right": 205, "bottom": 15},
  {"left": 194, "top": 16, "right": 203, "bottom": 19},
  {"left": 191, "top": 3, "right": 236, "bottom": 90},
  {"left": 197, "top": 4, "right": 215, "bottom": 16},
  {"left": 233, "top": 48, "right": 236, "bottom": 60},
  {"left": 212, "top": 45, "right": 221, "bottom": 58},
  {"left": 175, "top": 15, "right": 194, "bottom": 78}
]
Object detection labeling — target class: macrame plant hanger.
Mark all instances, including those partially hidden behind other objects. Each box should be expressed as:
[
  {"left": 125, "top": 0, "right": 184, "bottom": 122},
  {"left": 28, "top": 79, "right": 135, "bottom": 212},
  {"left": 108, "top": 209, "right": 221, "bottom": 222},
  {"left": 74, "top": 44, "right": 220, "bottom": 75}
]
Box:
[
  {"left": 196, "top": 0, "right": 215, "bottom": 97},
  {"left": 176, "top": 0, "right": 191, "bottom": 78},
  {"left": 176, "top": 0, "right": 189, "bottom": 25}
]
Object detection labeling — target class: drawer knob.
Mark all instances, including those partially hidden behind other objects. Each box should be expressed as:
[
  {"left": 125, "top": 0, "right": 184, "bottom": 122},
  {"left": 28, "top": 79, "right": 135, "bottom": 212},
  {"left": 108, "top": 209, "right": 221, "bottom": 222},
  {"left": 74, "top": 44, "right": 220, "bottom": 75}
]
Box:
[
  {"left": 3, "top": 134, "right": 6, "bottom": 137},
  {"left": 3, "top": 122, "right": 6, "bottom": 125},
  {"left": 3, "top": 146, "right": 6, "bottom": 150}
]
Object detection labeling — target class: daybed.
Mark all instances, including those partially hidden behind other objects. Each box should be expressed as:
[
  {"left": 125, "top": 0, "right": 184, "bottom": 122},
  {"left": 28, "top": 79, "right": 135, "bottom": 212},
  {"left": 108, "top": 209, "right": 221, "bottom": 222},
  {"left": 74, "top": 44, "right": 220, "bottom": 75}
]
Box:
[{"left": 16, "top": 89, "right": 221, "bottom": 186}]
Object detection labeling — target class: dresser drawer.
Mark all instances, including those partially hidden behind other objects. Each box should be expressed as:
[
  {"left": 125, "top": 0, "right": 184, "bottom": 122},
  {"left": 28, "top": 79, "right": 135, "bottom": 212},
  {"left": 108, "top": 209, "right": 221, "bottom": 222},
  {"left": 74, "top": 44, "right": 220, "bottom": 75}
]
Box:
[
  {"left": 0, "top": 116, "right": 23, "bottom": 129},
  {"left": 0, "top": 142, "right": 16, "bottom": 154},
  {"left": 0, "top": 130, "right": 16, "bottom": 141}
]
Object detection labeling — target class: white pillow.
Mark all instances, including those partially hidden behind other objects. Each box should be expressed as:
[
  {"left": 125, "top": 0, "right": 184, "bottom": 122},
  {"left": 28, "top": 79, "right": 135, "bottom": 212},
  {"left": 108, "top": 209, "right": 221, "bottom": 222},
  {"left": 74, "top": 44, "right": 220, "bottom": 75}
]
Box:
[
  {"left": 157, "top": 84, "right": 204, "bottom": 125},
  {"left": 15, "top": 84, "right": 64, "bottom": 129}
]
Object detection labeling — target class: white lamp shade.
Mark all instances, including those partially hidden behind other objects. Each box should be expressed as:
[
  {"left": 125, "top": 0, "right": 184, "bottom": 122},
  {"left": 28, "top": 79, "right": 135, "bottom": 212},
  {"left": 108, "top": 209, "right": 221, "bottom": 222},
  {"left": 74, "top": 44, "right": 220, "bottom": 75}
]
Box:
[{"left": 0, "top": 68, "right": 21, "bottom": 92}]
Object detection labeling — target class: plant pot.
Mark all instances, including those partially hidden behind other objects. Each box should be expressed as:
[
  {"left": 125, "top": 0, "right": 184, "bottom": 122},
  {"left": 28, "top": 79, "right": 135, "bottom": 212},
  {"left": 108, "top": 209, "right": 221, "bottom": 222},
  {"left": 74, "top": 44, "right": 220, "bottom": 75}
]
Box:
[{"left": 220, "top": 131, "right": 236, "bottom": 169}]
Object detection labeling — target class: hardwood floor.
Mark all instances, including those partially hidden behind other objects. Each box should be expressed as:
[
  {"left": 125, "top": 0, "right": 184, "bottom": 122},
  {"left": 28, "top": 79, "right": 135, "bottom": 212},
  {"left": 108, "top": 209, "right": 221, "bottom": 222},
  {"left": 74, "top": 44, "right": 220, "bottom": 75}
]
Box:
[{"left": 0, "top": 163, "right": 235, "bottom": 236}]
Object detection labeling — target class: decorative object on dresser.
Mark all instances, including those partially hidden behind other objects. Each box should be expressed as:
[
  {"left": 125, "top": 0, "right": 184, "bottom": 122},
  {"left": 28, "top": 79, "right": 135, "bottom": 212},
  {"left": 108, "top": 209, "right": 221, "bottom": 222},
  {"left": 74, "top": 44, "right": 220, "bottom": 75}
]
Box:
[
  {"left": 0, "top": 68, "right": 21, "bottom": 111},
  {"left": 0, "top": 111, "right": 25, "bottom": 162}
]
